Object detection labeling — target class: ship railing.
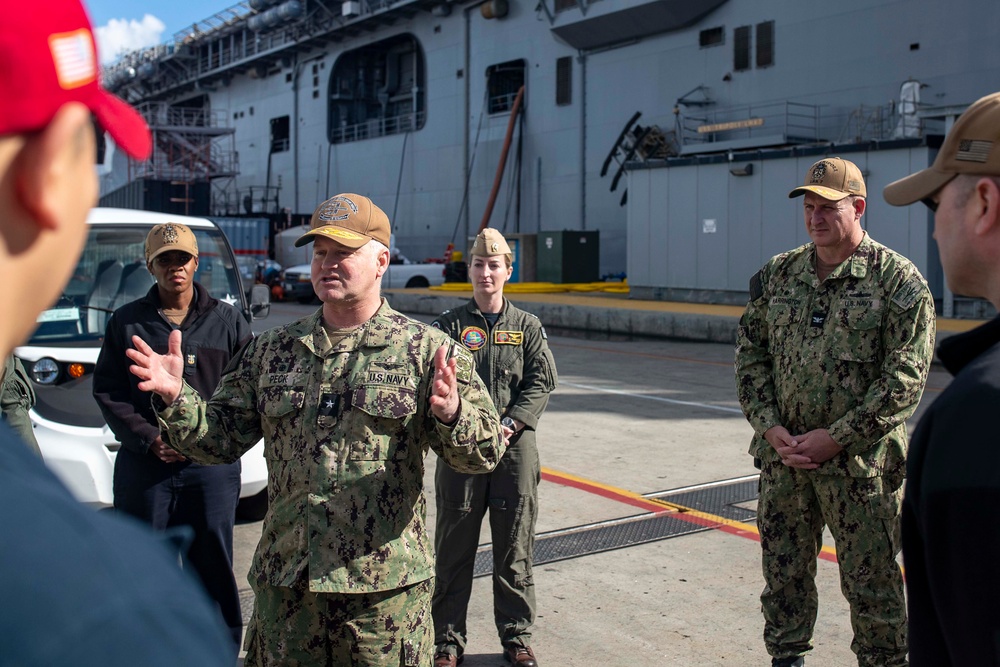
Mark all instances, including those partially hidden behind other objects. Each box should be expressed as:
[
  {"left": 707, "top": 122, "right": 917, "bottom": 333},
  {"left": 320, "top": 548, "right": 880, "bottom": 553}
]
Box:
[
  {"left": 331, "top": 111, "right": 426, "bottom": 144},
  {"left": 832, "top": 102, "right": 943, "bottom": 144},
  {"left": 130, "top": 160, "right": 202, "bottom": 181},
  {"left": 232, "top": 185, "right": 283, "bottom": 215},
  {"left": 489, "top": 91, "right": 521, "bottom": 115},
  {"left": 171, "top": 1, "right": 254, "bottom": 44},
  {"left": 101, "top": 0, "right": 423, "bottom": 95},
  {"left": 137, "top": 102, "right": 231, "bottom": 130},
  {"left": 129, "top": 143, "right": 238, "bottom": 181},
  {"left": 207, "top": 148, "right": 240, "bottom": 176},
  {"left": 678, "top": 101, "right": 821, "bottom": 152}
]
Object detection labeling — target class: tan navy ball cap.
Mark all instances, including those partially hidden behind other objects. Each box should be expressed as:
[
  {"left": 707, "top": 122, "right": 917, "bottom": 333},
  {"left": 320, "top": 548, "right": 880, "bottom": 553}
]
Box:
[
  {"left": 471, "top": 228, "right": 512, "bottom": 257},
  {"left": 788, "top": 157, "right": 867, "bottom": 200},
  {"left": 884, "top": 91, "right": 1000, "bottom": 206},
  {"left": 295, "top": 193, "right": 391, "bottom": 249},
  {"left": 145, "top": 222, "right": 199, "bottom": 263}
]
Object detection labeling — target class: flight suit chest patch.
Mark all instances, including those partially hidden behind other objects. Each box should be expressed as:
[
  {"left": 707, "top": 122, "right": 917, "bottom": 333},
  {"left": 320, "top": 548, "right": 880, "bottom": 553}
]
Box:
[
  {"left": 461, "top": 326, "right": 487, "bottom": 350},
  {"left": 494, "top": 330, "right": 523, "bottom": 345}
]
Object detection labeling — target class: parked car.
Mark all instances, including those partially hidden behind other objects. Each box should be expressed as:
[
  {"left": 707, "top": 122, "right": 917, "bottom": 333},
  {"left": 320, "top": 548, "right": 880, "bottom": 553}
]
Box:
[
  {"left": 281, "top": 245, "right": 445, "bottom": 303},
  {"left": 280, "top": 262, "right": 318, "bottom": 303},
  {"left": 15, "top": 208, "right": 272, "bottom": 519}
]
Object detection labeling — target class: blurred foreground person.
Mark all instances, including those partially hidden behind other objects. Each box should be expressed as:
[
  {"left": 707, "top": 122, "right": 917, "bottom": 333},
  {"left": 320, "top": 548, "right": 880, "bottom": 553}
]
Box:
[
  {"left": 884, "top": 90, "right": 1000, "bottom": 666},
  {"left": 0, "top": 1, "right": 233, "bottom": 665}
]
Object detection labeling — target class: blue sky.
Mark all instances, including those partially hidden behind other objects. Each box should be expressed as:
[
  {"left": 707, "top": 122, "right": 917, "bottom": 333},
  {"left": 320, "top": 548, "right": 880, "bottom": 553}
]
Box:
[{"left": 87, "top": 0, "right": 236, "bottom": 64}]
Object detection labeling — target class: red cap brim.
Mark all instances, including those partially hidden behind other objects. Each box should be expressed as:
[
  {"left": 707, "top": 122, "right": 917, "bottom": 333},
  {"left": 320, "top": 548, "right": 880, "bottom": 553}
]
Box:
[{"left": 91, "top": 88, "right": 151, "bottom": 161}]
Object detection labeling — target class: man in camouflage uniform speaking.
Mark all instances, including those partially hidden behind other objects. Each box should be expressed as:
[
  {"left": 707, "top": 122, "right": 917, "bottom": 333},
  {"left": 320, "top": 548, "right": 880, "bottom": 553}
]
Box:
[
  {"left": 126, "top": 193, "right": 506, "bottom": 667},
  {"left": 735, "top": 158, "right": 935, "bottom": 667}
]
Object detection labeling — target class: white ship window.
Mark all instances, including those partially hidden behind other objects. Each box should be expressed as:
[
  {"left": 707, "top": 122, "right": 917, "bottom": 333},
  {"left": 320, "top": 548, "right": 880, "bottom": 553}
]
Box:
[
  {"left": 487, "top": 59, "right": 525, "bottom": 114},
  {"left": 556, "top": 56, "right": 572, "bottom": 106},
  {"left": 327, "top": 33, "right": 426, "bottom": 144}
]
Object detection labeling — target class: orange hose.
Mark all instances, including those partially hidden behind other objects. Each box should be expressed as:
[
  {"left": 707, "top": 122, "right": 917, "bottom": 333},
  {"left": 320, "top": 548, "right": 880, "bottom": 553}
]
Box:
[{"left": 478, "top": 85, "right": 525, "bottom": 232}]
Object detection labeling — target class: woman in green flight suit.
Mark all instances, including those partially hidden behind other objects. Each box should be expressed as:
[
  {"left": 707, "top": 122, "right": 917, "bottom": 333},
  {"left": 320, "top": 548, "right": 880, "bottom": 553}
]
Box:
[{"left": 431, "top": 228, "right": 558, "bottom": 667}]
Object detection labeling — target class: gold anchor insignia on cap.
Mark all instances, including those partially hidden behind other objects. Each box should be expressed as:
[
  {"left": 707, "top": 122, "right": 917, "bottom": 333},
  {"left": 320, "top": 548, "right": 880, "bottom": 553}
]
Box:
[
  {"left": 162, "top": 224, "right": 178, "bottom": 244},
  {"left": 810, "top": 162, "right": 831, "bottom": 183},
  {"left": 318, "top": 196, "right": 358, "bottom": 222}
]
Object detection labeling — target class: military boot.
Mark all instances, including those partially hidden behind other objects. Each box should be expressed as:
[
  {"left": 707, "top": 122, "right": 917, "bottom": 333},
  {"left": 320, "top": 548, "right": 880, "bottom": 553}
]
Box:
[{"left": 771, "top": 657, "right": 804, "bottom": 667}]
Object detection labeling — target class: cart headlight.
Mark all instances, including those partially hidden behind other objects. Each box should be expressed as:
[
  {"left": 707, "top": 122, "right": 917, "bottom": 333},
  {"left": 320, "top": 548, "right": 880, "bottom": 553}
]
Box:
[{"left": 31, "top": 358, "right": 59, "bottom": 385}]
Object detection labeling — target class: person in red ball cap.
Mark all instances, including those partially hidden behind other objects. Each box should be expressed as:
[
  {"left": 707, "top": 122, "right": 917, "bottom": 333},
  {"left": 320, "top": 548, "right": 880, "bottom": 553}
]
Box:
[
  {"left": 0, "top": 1, "right": 235, "bottom": 665},
  {"left": 0, "top": 1, "right": 151, "bottom": 161}
]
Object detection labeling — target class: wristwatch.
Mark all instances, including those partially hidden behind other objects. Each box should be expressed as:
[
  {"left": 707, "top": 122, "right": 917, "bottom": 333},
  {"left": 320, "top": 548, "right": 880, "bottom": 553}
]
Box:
[{"left": 501, "top": 416, "right": 516, "bottom": 431}]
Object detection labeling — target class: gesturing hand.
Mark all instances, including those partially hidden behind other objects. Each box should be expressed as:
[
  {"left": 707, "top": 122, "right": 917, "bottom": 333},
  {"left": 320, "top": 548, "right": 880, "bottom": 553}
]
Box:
[
  {"left": 126, "top": 329, "right": 185, "bottom": 404},
  {"left": 429, "top": 344, "right": 460, "bottom": 425}
]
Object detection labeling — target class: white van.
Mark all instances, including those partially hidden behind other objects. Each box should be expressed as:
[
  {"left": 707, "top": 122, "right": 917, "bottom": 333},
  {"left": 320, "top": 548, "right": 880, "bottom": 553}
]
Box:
[{"left": 14, "top": 208, "right": 271, "bottom": 519}]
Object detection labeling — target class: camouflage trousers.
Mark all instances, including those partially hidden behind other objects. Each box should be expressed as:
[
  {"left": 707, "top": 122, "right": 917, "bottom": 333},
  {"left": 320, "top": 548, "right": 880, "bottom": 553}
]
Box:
[
  {"left": 244, "top": 576, "right": 433, "bottom": 667},
  {"left": 757, "top": 461, "right": 907, "bottom": 667}
]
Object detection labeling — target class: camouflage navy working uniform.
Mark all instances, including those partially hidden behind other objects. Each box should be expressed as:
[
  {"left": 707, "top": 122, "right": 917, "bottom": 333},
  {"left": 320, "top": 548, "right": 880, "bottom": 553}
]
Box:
[
  {"left": 735, "top": 234, "right": 935, "bottom": 667},
  {"left": 431, "top": 299, "right": 558, "bottom": 657},
  {"left": 155, "top": 300, "right": 505, "bottom": 667},
  {"left": 1, "top": 355, "right": 39, "bottom": 455}
]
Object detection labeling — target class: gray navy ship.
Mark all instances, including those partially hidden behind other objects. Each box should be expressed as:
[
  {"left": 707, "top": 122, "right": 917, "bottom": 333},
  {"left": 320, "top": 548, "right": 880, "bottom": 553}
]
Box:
[{"left": 99, "top": 0, "right": 1000, "bottom": 316}]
